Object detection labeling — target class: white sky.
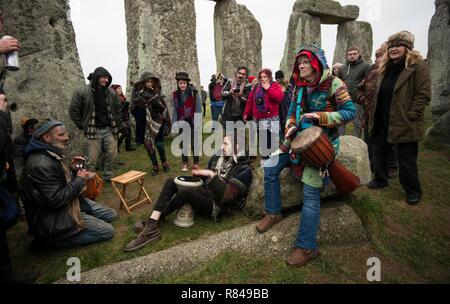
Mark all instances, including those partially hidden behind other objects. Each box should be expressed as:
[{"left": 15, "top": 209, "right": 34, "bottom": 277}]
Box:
[{"left": 69, "top": 0, "right": 435, "bottom": 91}]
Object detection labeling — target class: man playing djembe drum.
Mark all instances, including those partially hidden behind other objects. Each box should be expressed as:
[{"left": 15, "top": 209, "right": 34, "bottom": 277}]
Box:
[
  {"left": 124, "top": 135, "right": 252, "bottom": 252},
  {"left": 256, "top": 45, "right": 356, "bottom": 267}
]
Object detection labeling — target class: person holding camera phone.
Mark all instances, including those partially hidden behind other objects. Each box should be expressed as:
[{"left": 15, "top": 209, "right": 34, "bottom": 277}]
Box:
[
  {"left": 244, "top": 69, "right": 284, "bottom": 163},
  {"left": 19, "top": 120, "right": 118, "bottom": 250},
  {"left": 221, "top": 66, "right": 252, "bottom": 128}
]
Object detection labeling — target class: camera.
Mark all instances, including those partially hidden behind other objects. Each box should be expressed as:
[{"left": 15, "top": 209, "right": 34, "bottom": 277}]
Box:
[
  {"left": 233, "top": 88, "right": 240, "bottom": 93},
  {"left": 256, "top": 98, "right": 264, "bottom": 105}
]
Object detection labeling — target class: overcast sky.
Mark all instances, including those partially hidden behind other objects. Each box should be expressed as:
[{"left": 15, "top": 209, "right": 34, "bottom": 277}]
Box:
[{"left": 69, "top": 0, "right": 435, "bottom": 91}]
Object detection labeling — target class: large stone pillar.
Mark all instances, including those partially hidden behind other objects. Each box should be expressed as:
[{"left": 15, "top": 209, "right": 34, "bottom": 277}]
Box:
[
  {"left": 125, "top": 0, "right": 201, "bottom": 107},
  {"left": 333, "top": 21, "right": 373, "bottom": 65},
  {"left": 1, "top": 0, "right": 85, "bottom": 154},
  {"left": 280, "top": 0, "right": 360, "bottom": 75},
  {"left": 214, "top": 0, "right": 262, "bottom": 78},
  {"left": 425, "top": 0, "right": 450, "bottom": 145},
  {"left": 280, "top": 12, "right": 321, "bottom": 75}
]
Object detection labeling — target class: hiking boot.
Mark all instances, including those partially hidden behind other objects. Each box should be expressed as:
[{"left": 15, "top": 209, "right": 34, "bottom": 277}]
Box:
[
  {"left": 124, "top": 219, "right": 161, "bottom": 252},
  {"left": 133, "top": 220, "right": 147, "bottom": 234},
  {"left": 151, "top": 165, "right": 159, "bottom": 176},
  {"left": 162, "top": 162, "right": 170, "bottom": 172},
  {"left": 182, "top": 163, "right": 189, "bottom": 172},
  {"left": 285, "top": 248, "right": 320, "bottom": 267},
  {"left": 367, "top": 180, "right": 387, "bottom": 190},
  {"left": 255, "top": 214, "right": 283, "bottom": 233}
]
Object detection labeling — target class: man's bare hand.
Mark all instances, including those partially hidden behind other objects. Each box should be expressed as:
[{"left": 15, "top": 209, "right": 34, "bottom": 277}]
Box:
[
  {"left": 191, "top": 168, "right": 215, "bottom": 178},
  {"left": 0, "top": 36, "right": 19, "bottom": 54},
  {"left": 0, "top": 94, "right": 8, "bottom": 112},
  {"left": 76, "top": 169, "right": 91, "bottom": 181}
]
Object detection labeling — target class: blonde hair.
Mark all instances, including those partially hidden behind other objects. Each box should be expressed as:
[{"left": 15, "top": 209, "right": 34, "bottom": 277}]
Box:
[{"left": 378, "top": 47, "right": 423, "bottom": 75}]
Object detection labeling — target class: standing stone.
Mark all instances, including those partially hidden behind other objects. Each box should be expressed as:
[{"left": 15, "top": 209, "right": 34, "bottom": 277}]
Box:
[
  {"left": 244, "top": 136, "right": 371, "bottom": 217},
  {"left": 214, "top": 0, "right": 262, "bottom": 78},
  {"left": 125, "top": 0, "right": 201, "bottom": 108},
  {"left": 425, "top": 0, "right": 450, "bottom": 146},
  {"left": 295, "top": 0, "right": 359, "bottom": 25},
  {"left": 280, "top": 12, "right": 321, "bottom": 75},
  {"left": 1, "top": 0, "right": 85, "bottom": 154},
  {"left": 333, "top": 21, "right": 373, "bottom": 65}
]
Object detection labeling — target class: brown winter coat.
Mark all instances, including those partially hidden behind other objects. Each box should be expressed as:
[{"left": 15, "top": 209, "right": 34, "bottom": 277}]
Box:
[{"left": 368, "top": 59, "right": 431, "bottom": 143}]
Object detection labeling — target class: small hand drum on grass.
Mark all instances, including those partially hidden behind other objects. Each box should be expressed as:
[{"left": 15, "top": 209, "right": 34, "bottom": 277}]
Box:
[{"left": 173, "top": 176, "right": 203, "bottom": 228}]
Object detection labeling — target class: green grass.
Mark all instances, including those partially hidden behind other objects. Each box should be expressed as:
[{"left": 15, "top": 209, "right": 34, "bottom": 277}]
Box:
[{"left": 7, "top": 106, "right": 450, "bottom": 283}]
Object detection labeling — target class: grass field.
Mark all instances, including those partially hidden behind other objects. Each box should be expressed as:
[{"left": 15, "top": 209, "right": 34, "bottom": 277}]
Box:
[{"left": 6, "top": 106, "right": 450, "bottom": 283}]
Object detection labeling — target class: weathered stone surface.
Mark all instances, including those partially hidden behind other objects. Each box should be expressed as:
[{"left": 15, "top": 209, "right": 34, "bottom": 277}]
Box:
[
  {"left": 125, "top": 0, "right": 201, "bottom": 104},
  {"left": 294, "top": 0, "right": 360, "bottom": 25},
  {"left": 280, "top": 12, "right": 321, "bottom": 75},
  {"left": 333, "top": 21, "right": 373, "bottom": 65},
  {"left": 425, "top": 0, "right": 450, "bottom": 145},
  {"left": 56, "top": 202, "right": 367, "bottom": 283},
  {"left": 1, "top": 0, "right": 85, "bottom": 154},
  {"left": 425, "top": 111, "right": 450, "bottom": 146},
  {"left": 214, "top": 0, "right": 262, "bottom": 78},
  {"left": 244, "top": 136, "right": 371, "bottom": 217}
]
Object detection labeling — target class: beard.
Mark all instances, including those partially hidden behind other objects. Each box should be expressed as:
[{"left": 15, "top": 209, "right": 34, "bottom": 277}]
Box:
[{"left": 51, "top": 140, "right": 68, "bottom": 151}]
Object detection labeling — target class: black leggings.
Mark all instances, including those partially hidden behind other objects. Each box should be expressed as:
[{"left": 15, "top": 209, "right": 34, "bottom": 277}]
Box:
[
  {"left": 145, "top": 127, "right": 167, "bottom": 166},
  {"left": 154, "top": 178, "right": 214, "bottom": 218},
  {"left": 118, "top": 126, "right": 132, "bottom": 151}
]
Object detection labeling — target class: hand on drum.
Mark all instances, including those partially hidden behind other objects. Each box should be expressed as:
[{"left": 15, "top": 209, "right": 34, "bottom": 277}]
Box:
[
  {"left": 191, "top": 168, "right": 215, "bottom": 179},
  {"left": 303, "top": 113, "right": 320, "bottom": 121},
  {"left": 285, "top": 126, "right": 298, "bottom": 138}
]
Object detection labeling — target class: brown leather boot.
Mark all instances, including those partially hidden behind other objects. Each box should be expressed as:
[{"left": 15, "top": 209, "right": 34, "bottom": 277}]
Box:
[
  {"left": 124, "top": 219, "right": 161, "bottom": 252},
  {"left": 285, "top": 248, "right": 319, "bottom": 267},
  {"left": 255, "top": 214, "right": 283, "bottom": 233}
]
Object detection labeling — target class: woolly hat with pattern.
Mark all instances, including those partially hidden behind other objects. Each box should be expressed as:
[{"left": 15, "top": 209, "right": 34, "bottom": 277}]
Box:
[
  {"left": 388, "top": 31, "right": 415, "bottom": 50},
  {"left": 33, "top": 119, "right": 64, "bottom": 140}
]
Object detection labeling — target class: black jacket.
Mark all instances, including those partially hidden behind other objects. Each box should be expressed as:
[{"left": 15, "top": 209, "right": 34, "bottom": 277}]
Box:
[
  {"left": 338, "top": 57, "right": 371, "bottom": 100},
  {"left": 69, "top": 67, "right": 122, "bottom": 133},
  {"left": 221, "top": 80, "right": 252, "bottom": 121},
  {"left": 19, "top": 138, "right": 92, "bottom": 241},
  {"left": 206, "top": 154, "right": 253, "bottom": 210}
]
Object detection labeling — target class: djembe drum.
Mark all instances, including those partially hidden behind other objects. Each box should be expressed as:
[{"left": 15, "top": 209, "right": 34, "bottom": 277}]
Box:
[
  {"left": 291, "top": 126, "right": 360, "bottom": 194},
  {"left": 173, "top": 176, "right": 204, "bottom": 227}
]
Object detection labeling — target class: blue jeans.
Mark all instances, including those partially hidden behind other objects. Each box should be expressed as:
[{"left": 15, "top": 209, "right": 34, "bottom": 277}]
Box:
[
  {"left": 296, "top": 184, "right": 321, "bottom": 250},
  {"left": 54, "top": 199, "right": 118, "bottom": 248},
  {"left": 263, "top": 153, "right": 321, "bottom": 250},
  {"left": 211, "top": 105, "right": 223, "bottom": 129},
  {"left": 263, "top": 153, "right": 291, "bottom": 214}
]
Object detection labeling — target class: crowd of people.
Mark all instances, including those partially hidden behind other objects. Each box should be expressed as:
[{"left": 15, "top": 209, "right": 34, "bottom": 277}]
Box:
[{"left": 0, "top": 4, "right": 432, "bottom": 283}]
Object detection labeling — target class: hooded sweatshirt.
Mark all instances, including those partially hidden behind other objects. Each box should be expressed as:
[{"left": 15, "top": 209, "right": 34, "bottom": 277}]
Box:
[
  {"left": 283, "top": 45, "right": 356, "bottom": 188},
  {"left": 91, "top": 67, "right": 113, "bottom": 127}
]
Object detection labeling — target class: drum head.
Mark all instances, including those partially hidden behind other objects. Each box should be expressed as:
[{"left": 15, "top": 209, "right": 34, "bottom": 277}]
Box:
[
  {"left": 291, "top": 126, "right": 323, "bottom": 152},
  {"left": 174, "top": 176, "right": 203, "bottom": 188}
]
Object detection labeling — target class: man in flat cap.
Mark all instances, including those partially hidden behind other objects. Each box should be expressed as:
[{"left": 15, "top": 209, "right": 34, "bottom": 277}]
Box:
[{"left": 19, "top": 120, "right": 117, "bottom": 249}]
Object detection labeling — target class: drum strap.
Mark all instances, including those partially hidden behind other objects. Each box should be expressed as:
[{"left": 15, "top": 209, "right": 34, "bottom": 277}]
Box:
[{"left": 295, "top": 87, "right": 304, "bottom": 124}]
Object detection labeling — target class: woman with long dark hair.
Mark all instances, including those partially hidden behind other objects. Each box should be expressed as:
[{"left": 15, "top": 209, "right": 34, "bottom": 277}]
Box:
[{"left": 132, "top": 72, "right": 171, "bottom": 175}]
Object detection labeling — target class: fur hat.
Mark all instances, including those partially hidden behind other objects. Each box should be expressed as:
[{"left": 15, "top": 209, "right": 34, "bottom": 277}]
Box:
[{"left": 388, "top": 31, "right": 415, "bottom": 50}]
